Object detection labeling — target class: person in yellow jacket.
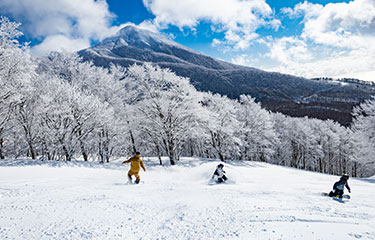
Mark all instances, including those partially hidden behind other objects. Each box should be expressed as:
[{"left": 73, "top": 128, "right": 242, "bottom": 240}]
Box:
[{"left": 122, "top": 152, "right": 146, "bottom": 184}]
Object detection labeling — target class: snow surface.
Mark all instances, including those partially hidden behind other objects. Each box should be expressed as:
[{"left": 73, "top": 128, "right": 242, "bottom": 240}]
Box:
[{"left": 0, "top": 158, "right": 374, "bottom": 240}]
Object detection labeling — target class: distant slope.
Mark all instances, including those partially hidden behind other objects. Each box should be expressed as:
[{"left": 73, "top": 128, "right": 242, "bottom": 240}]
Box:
[
  {"left": 79, "top": 26, "right": 375, "bottom": 126},
  {"left": 1, "top": 158, "right": 374, "bottom": 239}
]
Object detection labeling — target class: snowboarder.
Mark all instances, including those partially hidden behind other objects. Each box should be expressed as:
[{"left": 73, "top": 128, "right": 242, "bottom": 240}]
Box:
[
  {"left": 212, "top": 163, "right": 227, "bottom": 183},
  {"left": 328, "top": 174, "right": 351, "bottom": 198},
  {"left": 122, "top": 152, "right": 146, "bottom": 184}
]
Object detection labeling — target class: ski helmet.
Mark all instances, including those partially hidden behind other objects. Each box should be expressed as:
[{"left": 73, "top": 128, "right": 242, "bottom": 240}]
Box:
[
  {"left": 341, "top": 173, "right": 349, "bottom": 180},
  {"left": 218, "top": 163, "right": 224, "bottom": 168}
]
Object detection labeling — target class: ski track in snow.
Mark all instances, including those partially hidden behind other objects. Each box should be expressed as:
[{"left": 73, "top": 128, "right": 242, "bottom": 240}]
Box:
[{"left": 0, "top": 158, "right": 374, "bottom": 240}]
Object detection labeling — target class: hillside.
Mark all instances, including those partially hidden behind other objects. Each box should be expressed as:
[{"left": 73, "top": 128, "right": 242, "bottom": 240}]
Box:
[
  {"left": 78, "top": 26, "right": 375, "bottom": 126},
  {"left": 1, "top": 158, "right": 374, "bottom": 239}
]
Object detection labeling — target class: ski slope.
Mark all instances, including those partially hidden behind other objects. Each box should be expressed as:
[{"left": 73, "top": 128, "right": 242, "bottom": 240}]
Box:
[{"left": 0, "top": 158, "right": 374, "bottom": 240}]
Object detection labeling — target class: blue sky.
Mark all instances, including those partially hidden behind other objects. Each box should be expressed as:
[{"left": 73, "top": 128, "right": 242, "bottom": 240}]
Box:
[{"left": 1, "top": 0, "right": 374, "bottom": 81}]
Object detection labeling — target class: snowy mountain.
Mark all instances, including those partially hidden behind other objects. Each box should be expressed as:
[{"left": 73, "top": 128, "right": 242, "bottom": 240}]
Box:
[
  {"left": 1, "top": 158, "right": 374, "bottom": 239},
  {"left": 79, "top": 26, "right": 375, "bottom": 126}
]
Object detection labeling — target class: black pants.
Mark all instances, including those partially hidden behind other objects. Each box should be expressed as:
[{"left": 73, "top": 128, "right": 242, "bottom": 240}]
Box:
[
  {"left": 329, "top": 189, "right": 344, "bottom": 197},
  {"left": 217, "top": 175, "right": 228, "bottom": 183}
]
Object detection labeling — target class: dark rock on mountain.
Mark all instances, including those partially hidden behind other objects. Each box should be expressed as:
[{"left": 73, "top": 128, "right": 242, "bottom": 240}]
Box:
[{"left": 79, "top": 25, "right": 375, "bottom": 126}]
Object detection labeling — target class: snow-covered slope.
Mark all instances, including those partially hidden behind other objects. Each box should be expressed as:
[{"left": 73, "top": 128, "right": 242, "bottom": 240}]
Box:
[{"left": 1, "top": 158, "right": 374, "bottom": 239}]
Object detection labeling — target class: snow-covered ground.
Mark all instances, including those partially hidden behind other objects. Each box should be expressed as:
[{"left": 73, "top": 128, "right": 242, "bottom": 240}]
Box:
[{"left": 0, "top": 158, "right": 374, "bottom": 240}]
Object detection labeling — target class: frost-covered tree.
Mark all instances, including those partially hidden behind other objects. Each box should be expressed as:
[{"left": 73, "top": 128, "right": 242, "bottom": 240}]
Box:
[
  {"left": 237, "top": 95, "right": 276, "bottom": 162},
  {"left": 73, "top": 60, "right": 128, "bottom": 162},
  {"left": 13, "top": 87, "right": 41, "bottom": 160},
  {"left": 273, "top": 113, "right": 358, "bottom": 176},
  {"left": 310, "top": 119, "right": 340, "bottom": 173},
  {"left": 0, "top": 17, "right": 36, "bottom": 158},
  {"left": 335, "top": 126, "right": 357, "bottom": 176},
  {"left": 36, "top": 74, "right": 109, "bottom": 161},
  {"left": 199, "top": 93, "right": 241, "bottom": 161},
  {"left": 38, "top": 77, "right": 83, "bottom": 161},
  {"left": 273, "top": 116, "right": 316, "bottom": 169},
  {"left": 352, "top": 97, "right": 375, "bottom": 177},
  {"left": 124, "top": 63, "right": 200, "bottom": 165},
  {"left": 109, "top": 64, "right": 140, "bottom": 154},
  {"left": 39, "top": 52, "right": 129, "bottom": 162}
]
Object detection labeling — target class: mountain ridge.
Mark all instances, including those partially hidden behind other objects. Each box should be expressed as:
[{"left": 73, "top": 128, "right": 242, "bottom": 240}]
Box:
[{"left": 79, "top": 25, "right": 375, "bottom": 126}]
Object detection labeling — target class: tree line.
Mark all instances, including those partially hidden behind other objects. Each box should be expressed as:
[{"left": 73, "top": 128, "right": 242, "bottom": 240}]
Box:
[{"left": 1, "top": 17, "right": 374, "bottom": 177}]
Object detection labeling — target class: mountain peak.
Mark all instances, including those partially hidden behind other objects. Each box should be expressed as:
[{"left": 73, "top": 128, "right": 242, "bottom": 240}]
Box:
[
  {"left": 117, "top": 25, "right": 153, "bottom": 35},
  {"left": 117, "top": 25, "right": 157, "bottom": 39},
  {"left": 96, "top": 25, "right": 182, "bottom": 51}
]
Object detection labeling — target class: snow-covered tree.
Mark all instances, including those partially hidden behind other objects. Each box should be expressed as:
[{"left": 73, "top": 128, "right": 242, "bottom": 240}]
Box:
[
  {"left": 352, "top": 97, "right": 375, "bottom": 177},
  {"left": 13, "top": 86, "right": 41, "bottom": 159},
  {"left": 199, "top": 93, "right": 241, "bottom": 161},
  {"left": 273, "top": 116, "right": 315, "bottom": 169},
  {"left": 273, "top": 113, "right": 359, "bottom": 176},
  {"left": 39, "top": 75, "right": 112, "bottom": 161},
  {"left": 124, "top": 63, "right": 201, "bottom": 165},
  {"left": 237, "top": 95, "right": 276, "bottom": 162},
  {"left": 0, "top": 17, "right": 36, "bottom": 158},
  {"left": 39, "top": 52, "right": 130, "bottom": 162}
]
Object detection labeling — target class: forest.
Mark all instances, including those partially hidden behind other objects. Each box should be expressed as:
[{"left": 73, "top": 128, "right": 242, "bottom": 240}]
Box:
[{"left": 1, "top": 17, "right": 374, "bottom": 177}]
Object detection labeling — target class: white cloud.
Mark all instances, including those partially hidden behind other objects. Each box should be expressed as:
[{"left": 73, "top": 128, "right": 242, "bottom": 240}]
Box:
[
  {"left": 108, "top": 21, "right": 161, "bottom": 36},
  {"left": 0, "top": 0, "right": 122, "bottom": 55},
  {"left": 266, "top": 37, "right": 313, "bottom": 64},
  {"left": 142, "top": 0, "right": 280, "bottom": 50},
  {"left": 260, "top": 0, "right": 375, "bottom": 82},
  {"left": 263, "top": 38, "right": 375, "bottom": 81},
  {"left": 31, "top": 35, "right": 90, "bottom": 56},
  {"left": 231, "top": 54, "right": 252, "bottom": 66},
  {"left": 273, "top": 50, "right": 375, "bottom": 81},
  {"left": 283, "top": 0, "right": 375, "bottom": 49},
  {"left": 281, "top": 2, "right": 323, "bottom": 19},
  {"left": 138, "top": 20, "right": 160, "bottom": 33}
]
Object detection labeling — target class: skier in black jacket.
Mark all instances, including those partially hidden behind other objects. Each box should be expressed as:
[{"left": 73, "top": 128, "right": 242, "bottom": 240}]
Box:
[
  {"left": 212, "top": 164, "right": 227, "bottom": 183},
  {"left": 329, "top": 174, "right": 351, "bottom": 198}
]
